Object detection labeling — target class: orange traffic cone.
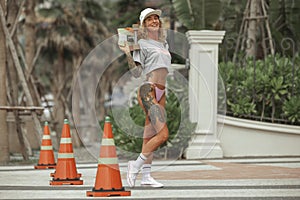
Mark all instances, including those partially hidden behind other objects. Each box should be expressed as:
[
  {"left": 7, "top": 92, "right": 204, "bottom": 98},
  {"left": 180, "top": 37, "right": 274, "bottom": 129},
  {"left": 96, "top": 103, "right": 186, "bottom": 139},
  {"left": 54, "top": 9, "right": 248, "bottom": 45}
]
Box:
[
  {"left": 50, "top": 119, "right": 83, "bottom": 185},
  {"left": 34, "top": 121, "right": 56, "bottom": 169},
  {"left": 86, "top": 116, "right": 131, "bottom": 197}
]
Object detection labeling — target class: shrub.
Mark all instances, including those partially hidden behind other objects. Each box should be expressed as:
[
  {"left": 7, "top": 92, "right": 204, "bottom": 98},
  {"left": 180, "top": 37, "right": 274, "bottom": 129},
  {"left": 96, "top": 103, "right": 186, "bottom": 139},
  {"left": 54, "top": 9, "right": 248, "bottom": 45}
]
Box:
[{"left": 219, "top": 54, "right": 300, "bottom": 125}]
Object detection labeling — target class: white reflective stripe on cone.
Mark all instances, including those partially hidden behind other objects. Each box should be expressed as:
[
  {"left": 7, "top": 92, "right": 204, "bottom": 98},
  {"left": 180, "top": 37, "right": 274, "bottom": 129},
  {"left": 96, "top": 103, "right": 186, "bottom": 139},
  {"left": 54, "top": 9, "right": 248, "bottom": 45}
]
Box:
[
  {"left": 58, "top": 153, "right": 74, "bottom": 158},
  {"left": 60, "top": 138, "right": 72, "bottom": 144},
  {"left": 98, "top": 157, "right": 118, "bottom": 164},
  {"left": 41, "top": 146, "right": 53, "bottom": 150},
  {"left": 101, "top": 138, "right": 115, "bottom": 146},
  {"left": 42, "top": 135, "right": 51, "bottom": 140}
]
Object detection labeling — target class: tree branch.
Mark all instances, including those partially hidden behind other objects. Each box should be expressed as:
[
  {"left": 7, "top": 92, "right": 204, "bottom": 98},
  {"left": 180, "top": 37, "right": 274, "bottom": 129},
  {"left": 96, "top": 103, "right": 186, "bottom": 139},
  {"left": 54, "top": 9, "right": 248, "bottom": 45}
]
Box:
[
  {"left": 0, "top": 4, "right": 42, "bottom": 144},
  {"left": 9, "top": 0, "right": 25, "bottom": 37}
]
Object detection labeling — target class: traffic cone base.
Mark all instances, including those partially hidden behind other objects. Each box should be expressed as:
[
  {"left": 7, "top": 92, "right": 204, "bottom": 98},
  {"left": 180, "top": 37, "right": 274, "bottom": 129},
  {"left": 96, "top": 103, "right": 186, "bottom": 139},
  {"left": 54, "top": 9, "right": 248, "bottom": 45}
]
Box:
[
  {"left": 86, "top": 188, "right": 131, "bottom": 197},
  {"left": 50, "top": 179, "right": 83, "bottom": 185},
  {"left": 50, "top": 172, "right": 81, "bottom": 178},
  {"left": 34, "top": 164, "right": 56, "bottom": 169}
]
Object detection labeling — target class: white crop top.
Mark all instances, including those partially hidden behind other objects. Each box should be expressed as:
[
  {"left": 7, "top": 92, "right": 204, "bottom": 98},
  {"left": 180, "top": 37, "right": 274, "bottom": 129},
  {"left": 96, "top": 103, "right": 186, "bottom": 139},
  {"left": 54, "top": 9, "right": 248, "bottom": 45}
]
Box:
[{"left": 133, "top": 39, "right": 171, "bottom": 75}]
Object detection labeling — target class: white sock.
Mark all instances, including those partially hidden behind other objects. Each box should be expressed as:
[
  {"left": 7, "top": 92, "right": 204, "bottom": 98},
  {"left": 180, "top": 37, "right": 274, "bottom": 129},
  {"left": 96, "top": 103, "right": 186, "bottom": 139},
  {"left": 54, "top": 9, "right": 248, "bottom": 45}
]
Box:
[
  {"left": 142, "top": 164, "right": 151, "bottom": 180},
  {"left": 134, "top": 153, "right": 147, "bottom": 169}
]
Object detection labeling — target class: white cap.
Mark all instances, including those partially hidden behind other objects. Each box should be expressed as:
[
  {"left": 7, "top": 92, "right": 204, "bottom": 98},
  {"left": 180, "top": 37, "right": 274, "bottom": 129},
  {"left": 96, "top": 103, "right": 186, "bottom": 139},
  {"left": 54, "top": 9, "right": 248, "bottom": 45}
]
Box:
[{"left": 139, "top": 8, "right": 162, "bottom": 25}]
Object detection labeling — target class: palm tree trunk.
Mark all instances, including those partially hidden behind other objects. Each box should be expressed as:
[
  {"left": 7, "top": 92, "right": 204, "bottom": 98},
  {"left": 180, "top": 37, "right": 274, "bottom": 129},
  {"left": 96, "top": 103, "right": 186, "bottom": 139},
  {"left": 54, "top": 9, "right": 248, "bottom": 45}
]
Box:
[
  {"left": 7, "top": 0, "right": 19, "bottom": 101},
  {"left": 246, "top": 0, "right": 258, "bottom": 58},
  {"left": 0, "top": 0, "right": 9, "bottom": 164},
  {"left": 24, "top": 1, "right": 36, "bottom": 69},
  {"left": 6, "top": 0, "right": 29, "bottom": 160},
  {"left": 53, "top": 50, "right": 66, "bottom": 142},
  {"left": 24, "top": 0, "right": 41, "bottom": 106}
]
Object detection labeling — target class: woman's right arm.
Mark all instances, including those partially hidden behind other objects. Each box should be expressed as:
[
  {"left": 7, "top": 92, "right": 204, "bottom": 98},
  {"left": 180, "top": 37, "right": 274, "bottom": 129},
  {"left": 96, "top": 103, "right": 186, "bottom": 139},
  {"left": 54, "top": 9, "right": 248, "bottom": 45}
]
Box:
[{"left": 119, "top": 44, "right": 142, "bottom": 78}]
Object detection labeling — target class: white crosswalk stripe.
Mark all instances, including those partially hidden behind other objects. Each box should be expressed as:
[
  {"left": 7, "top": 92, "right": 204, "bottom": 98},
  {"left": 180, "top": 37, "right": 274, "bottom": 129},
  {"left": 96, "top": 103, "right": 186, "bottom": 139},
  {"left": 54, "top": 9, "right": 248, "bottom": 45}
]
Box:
[{"left": 0, "top": 158, "right": 299, "bottom": 199}]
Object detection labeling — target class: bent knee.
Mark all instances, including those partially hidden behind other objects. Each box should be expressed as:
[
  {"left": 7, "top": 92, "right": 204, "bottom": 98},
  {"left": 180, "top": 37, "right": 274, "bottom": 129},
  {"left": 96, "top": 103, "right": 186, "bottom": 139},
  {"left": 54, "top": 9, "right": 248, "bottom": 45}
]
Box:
[
  {"left": 160, "top": 132, "right": 169, "bottom": 143},
  {"left": 157, "top": 126, "right": 169, "bottom": 144}
]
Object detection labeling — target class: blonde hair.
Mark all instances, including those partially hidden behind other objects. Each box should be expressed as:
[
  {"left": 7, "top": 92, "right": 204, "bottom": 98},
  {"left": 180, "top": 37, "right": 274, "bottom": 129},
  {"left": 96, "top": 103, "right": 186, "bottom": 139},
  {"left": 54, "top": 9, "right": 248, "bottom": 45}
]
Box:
[{"left": 138, "top": 19, "right": 166, "bottom": 42}]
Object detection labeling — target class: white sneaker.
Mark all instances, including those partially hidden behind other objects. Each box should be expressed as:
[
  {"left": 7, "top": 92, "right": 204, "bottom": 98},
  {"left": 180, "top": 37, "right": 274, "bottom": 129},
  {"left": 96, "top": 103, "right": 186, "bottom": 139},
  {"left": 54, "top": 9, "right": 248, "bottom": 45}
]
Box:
[
  {"left": 141, "top": 176, "right": 164, "bottom": 188},
  {"left": 127, "top": 161, "right": 139, "bottom": 188}
]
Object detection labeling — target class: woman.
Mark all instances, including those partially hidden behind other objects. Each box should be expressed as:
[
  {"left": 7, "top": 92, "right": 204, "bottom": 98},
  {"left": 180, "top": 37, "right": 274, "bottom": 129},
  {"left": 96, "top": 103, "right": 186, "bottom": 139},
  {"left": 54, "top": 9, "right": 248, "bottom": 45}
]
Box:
[{"left": 119, "top": 8, "right": 171, "bottom": 188}]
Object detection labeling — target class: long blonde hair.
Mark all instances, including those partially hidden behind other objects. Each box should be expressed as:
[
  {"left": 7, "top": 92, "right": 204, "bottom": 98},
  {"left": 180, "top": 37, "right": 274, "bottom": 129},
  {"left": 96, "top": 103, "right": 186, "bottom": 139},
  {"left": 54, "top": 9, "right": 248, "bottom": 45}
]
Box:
[{"left": 138, "top": 19, "right": 166, "bottom": 42}]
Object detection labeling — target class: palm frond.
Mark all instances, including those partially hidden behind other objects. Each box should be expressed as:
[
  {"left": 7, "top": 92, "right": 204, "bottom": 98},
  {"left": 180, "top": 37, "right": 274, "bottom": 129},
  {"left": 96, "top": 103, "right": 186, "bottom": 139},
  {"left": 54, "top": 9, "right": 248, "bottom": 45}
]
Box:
[{"left": 172, "top": 0, "right": 222, "bottom": 29}]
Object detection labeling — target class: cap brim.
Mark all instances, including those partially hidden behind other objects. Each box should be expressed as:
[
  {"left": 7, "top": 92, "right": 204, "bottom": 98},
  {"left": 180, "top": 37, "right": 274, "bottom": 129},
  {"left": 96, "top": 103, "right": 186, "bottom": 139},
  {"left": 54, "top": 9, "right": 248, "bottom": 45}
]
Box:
[{"left": 143, "top": 10, "right": 162, "bottom": 22}]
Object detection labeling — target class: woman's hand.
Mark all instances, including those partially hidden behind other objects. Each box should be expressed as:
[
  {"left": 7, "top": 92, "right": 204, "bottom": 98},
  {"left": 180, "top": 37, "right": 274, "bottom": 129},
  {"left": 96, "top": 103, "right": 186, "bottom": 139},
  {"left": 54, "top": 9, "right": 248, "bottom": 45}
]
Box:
[{"left": 119, "top": 42, "right": 131, "bottom": 54}]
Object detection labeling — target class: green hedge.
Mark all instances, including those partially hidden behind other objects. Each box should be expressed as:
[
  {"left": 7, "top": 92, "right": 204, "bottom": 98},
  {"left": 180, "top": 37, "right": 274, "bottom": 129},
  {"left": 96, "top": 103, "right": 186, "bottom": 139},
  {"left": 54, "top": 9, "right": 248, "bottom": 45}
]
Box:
[{"left": 219, "top": 54, "right": 300, "bottom": 125}]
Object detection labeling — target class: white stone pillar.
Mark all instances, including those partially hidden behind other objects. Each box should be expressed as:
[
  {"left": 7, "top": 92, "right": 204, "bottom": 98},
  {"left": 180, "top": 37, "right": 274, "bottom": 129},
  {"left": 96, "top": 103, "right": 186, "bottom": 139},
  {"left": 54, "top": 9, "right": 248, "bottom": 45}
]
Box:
[{"left": 185, "top": 30, "right": 225, "bottom": 159}]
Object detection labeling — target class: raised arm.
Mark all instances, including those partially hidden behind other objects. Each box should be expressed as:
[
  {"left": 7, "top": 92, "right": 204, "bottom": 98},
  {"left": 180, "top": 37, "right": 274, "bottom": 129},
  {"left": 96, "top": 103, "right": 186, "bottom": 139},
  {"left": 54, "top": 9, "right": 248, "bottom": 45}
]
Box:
[{"left": 119, "top": 43, "right": 142, "bottom": 78}]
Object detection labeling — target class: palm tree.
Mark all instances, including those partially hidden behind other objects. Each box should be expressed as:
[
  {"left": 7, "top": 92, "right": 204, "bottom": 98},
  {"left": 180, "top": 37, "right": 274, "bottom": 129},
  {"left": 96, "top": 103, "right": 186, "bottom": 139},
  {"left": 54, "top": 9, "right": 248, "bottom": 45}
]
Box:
[
  {"left": 172, "top": 0, "right": 222, "bottom": 30},
  {"left": 35, "top": 0, "right": 112, "bottom": 141},
  {"left": 269, "top": 0, "right": 300, "bottom": 54},
  {"left": 222, "top": 0, "right": 300, "bottom": 59},
  {"left": 173, "top": 0, "right": 300, "bottom": 60},
  {"left": 0, "top": 0, "right": 9, "bottom": 164}
]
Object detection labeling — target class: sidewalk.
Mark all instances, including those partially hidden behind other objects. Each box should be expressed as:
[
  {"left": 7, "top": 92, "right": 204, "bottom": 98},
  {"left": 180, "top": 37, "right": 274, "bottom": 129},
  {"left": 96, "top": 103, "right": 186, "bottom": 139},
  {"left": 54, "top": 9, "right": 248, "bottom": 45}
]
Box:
[{"left": 0, "top": 157, "right": 300, "bottom": 199}]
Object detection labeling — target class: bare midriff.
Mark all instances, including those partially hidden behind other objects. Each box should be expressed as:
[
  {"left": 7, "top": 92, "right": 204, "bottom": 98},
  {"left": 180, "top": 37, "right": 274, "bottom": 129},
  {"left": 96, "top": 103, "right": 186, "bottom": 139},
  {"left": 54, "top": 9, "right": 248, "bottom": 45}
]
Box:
[{"left": 146, "top": 68, "right": 168, "bottom": 88}]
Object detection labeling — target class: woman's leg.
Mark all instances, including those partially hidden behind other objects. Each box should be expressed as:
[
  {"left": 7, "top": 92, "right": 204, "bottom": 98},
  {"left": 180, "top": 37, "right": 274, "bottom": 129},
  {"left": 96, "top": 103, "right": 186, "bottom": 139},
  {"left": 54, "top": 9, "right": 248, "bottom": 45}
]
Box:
[
  {"left": 142, "top": 90, "right": 166, "bottom": 160},
  {"left": 141, "top": 90, "right": 168, "bottom": 156},
  {"left": 127, "top": 83, "right": 168, "bottom": 187},
  {"left": 142, "top": 114, "right": 155, "bottom": 160},
  {"left": 141, "top": 113, "right": 164, "bottom": 187},
  {"left": 141, "top": 93, "right": 166, "bottom": 187}
]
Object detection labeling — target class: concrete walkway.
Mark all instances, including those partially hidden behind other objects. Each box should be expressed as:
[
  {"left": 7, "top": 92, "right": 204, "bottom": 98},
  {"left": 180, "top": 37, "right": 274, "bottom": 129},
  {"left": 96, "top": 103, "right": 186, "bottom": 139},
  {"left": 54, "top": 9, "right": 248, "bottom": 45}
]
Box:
[{"left": 1, "top": 157, "right": 300, "bottom": 199}]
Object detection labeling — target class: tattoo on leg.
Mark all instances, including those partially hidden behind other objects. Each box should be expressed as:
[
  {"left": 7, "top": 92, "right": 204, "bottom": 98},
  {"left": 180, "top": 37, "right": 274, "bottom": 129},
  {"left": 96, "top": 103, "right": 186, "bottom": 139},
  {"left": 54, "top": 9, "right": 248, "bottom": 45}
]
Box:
[
  {"left": 139, "top": 83, "right": 155, "bottom": 111},
  {"left": 149, "top": 104, "right": 166, "bottom": 125}
]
